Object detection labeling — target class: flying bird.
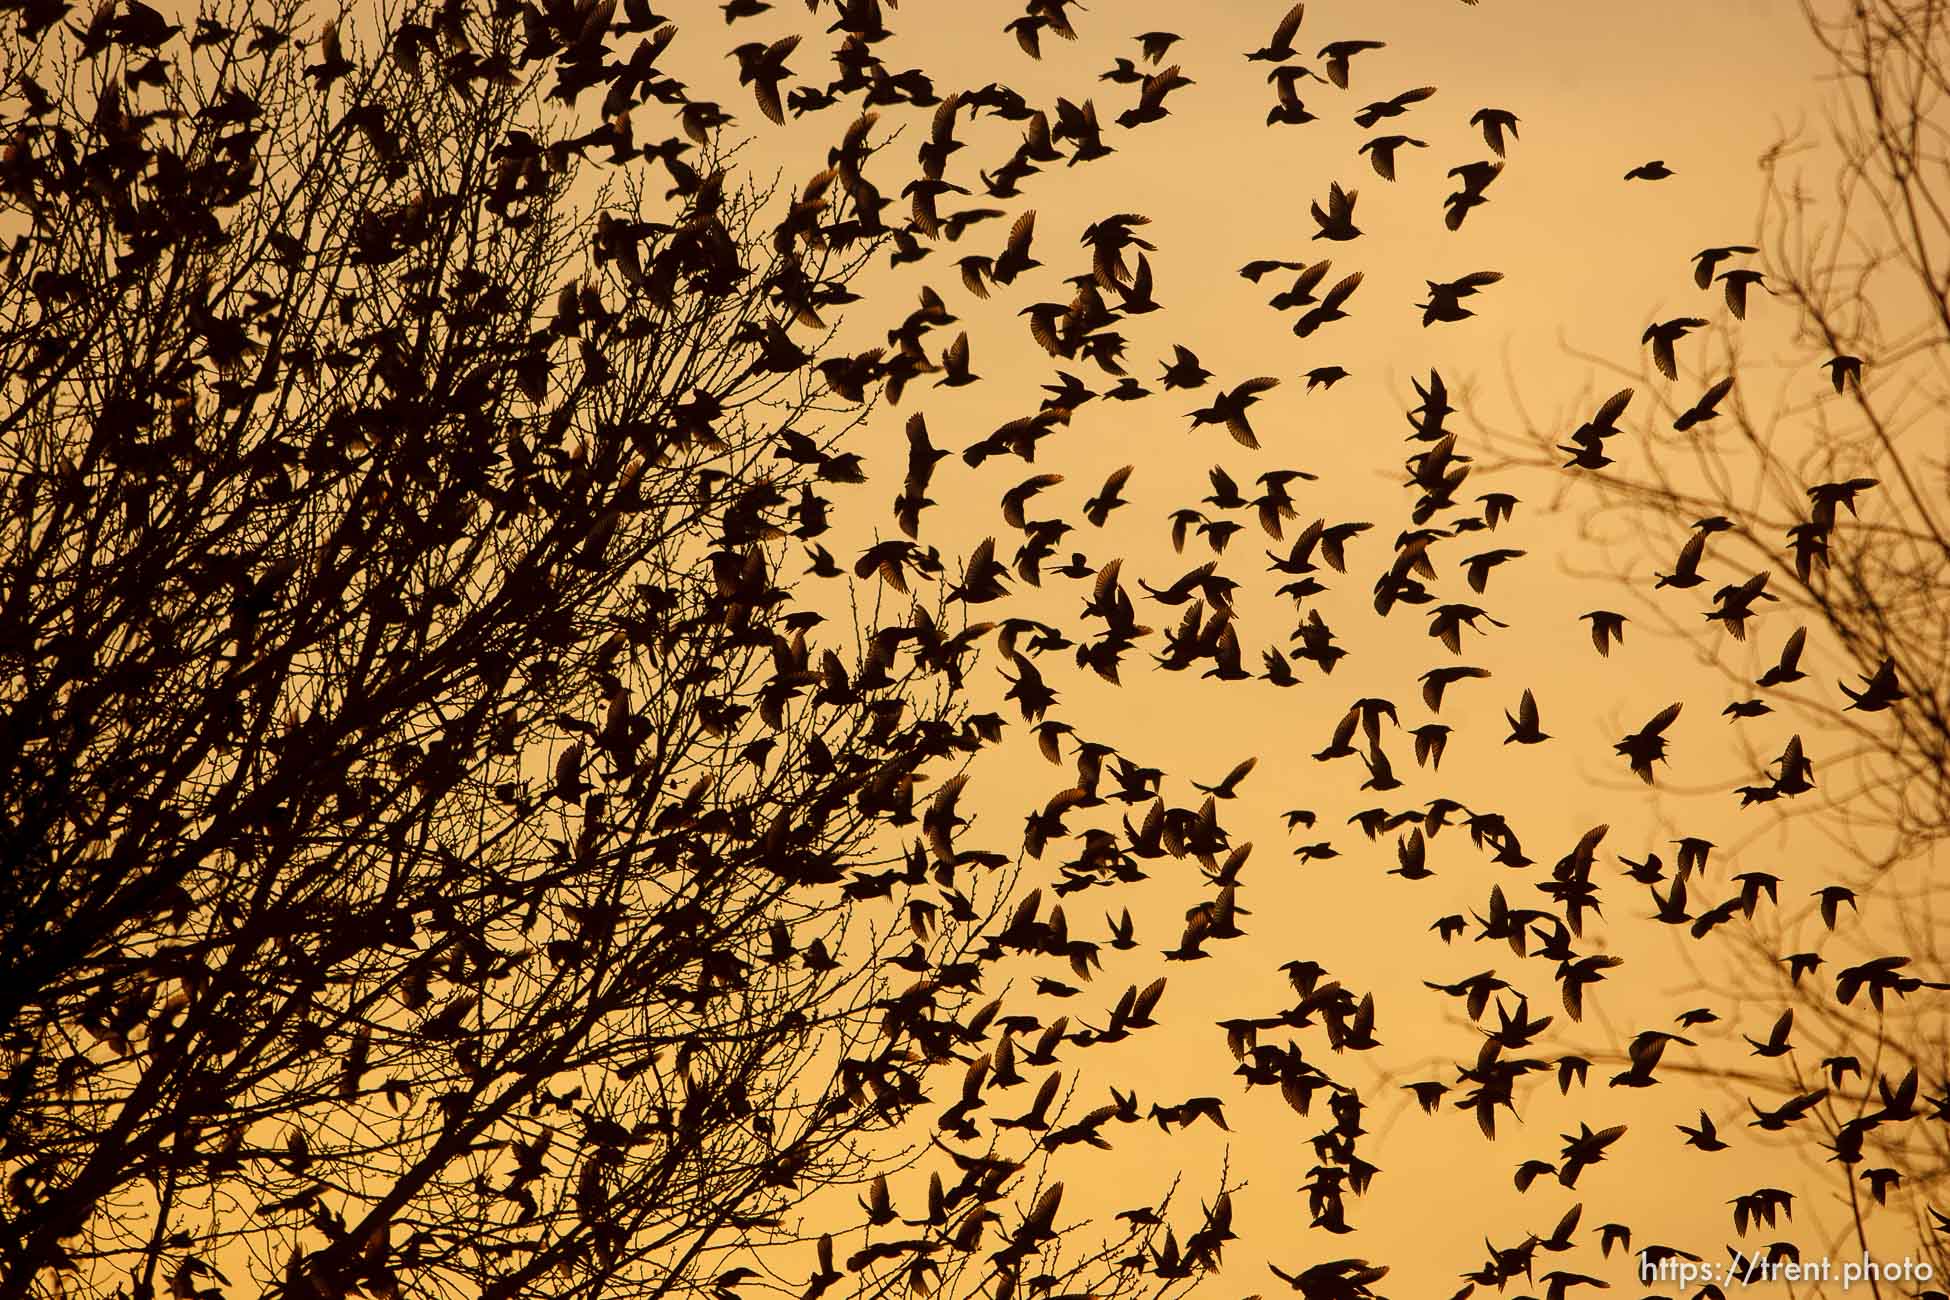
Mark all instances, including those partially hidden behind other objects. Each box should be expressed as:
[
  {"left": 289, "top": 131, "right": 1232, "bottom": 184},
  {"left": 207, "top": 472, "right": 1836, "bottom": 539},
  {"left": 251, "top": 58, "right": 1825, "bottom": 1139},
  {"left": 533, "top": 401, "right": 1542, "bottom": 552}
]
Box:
[
  {"left": 1190, "top": 377, "right": 1281, "bottom": 448},
  {"left": 1246, "top": 2, "right": 1307, "bottom": 62},
  {"left": 1418, "top": 271, "right": 1503, "bottom": 326},
  {"left": 1824, "top": 354, "right": 1863, "bottom": 392},
  {"left": 1267, "top": 65, "right": 1321, "bottom": 126},
  {"left": 1471, "top": 107, "right": 1519, "bottom": 156},
  {"left": 1311, "top": 181, "right": 1361, "bottom": 240},
  {"left": 1840, "top": 657, "right": 1904, "bottom": 711},
  {"left": 1642, "top": 317, "right": 1709, "bottom": 381},
  {"left": 1319, "top": 39, "right": 1385, "bottom": 89},
  {"left": 1504, "top": 688, "right": 1548, "bottom": 744},
  {"left": 729, "top": 35, "right": 801, "bottom": 126},
  {"left": 1358, "top": 133, "right": 1426, "bottom": 180},
  {"left": 1614, "top": 703, "right": 1682, "bottom": 784},
  {"left": 1672, "top": 376, "right": 1734, "bottom": 431},
  {"left": 1692, "top": 244, "right": 1757, "bottom": 288},
  {"left": 1717, "top": 268, "right": 1768, "bottom": 318},
  {"left": 1582, "top": 610, "right": 1627, "bottom": 656},
  {"left": 1354, "top": 85, "right": 1435, "bottom": 129}
]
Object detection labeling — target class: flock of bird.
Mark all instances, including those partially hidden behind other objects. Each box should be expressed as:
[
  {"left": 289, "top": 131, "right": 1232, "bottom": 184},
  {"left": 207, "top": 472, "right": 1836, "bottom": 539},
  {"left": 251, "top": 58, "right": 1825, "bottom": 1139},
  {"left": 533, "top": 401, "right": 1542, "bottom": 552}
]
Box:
[
  {"left": 8, "top": 0, "right": 1934, "bottom": 1297},
  {"left": 728, "top": 2, "right": 1922, "bottom": 1293}
]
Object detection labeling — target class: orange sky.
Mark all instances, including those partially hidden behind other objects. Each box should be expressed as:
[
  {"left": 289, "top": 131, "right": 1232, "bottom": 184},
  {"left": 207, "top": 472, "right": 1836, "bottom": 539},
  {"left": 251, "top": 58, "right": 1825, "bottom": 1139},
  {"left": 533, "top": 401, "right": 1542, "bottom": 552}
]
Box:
[
  {"left": 623, "top": 0, "right": 1950, "bottom": 1295},
  {"left": 51, "top": 0, "right": 1935, "bottom": 1294}
]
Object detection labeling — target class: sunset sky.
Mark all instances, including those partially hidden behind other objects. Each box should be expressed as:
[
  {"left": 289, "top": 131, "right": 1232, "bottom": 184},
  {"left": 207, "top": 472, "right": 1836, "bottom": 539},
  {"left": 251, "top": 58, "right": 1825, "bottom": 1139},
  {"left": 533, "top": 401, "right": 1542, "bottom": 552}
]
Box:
[
  {"left": 638, "top": 0, "right": 1940, "bottom": 1293},
  {"left": 16, "top": 0, "right": 1945, "bottom": 1296}
]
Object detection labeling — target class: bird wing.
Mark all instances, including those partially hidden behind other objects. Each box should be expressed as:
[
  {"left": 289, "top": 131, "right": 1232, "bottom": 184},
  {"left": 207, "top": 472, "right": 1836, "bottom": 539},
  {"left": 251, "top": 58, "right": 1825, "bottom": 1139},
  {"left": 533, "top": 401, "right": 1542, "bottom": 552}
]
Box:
[{"left": 1268, "top": 0, "right": 1305, "bottom": 51}]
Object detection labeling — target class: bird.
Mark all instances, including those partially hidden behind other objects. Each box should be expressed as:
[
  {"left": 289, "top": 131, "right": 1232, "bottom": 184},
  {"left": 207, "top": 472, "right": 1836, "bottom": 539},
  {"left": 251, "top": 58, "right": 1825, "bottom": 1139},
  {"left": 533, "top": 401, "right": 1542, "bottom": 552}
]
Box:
[
  {"left": 729, "top": 35, "right": 801, "bottom": 126},
  {"left": 1354, "top": 85, "right": 1435, "bottom": 129},
  {"left": 1840, "top": 657, "right": 1904, "bottom": 711},
  {"left": 1000, "top": 473, "right": 1064, "bottom": 530},
  {"left": 1311, "top": 181, "right": 1361, "bottom": 240},
  {"left": 1190, "top": 377, "right": 1281, "bottom": 448},
  {"left": 1266, "top": 65, "right": 1321, "bottom": 126},
  {"left": 1654, "top": 531, "right": 1709, "bottom": 589},
  {"left": 1677, "top": 1111, "right": 1729, "bottom": 1152},
  {"left": 1718, "top": 268, "right": 1768, "bottom": 318},
  {"left": 991, "top": 209, "right": 1040, "bottom": 284},
  {"left": 1471, "top": 107, "right": 1519, "bottom": 156},
  {"left": 1443, "top": 159, "right": 1503, "bottom": 229},
  {"left": 1744, "top": 1007, "right": 1794, "bottom": 1057},
  {"left": 1293, "top": 272, "right": 1362, "bottom": 337},
  {"left": 1807, "top": 476, "right": 1879, "bottom": 527},
  {"left": 1357, "top": 133, "right": 1426, "bottom": 180},
  {"left": 1614, "top": 703, "right": 1682, "bottom": 784},
  {"left": 1693, "top": 244, "right": 1758, "bottom": 288},
  {"left": 1504, "top": 688, "right": 1548, "bottom": 744},
  {"left": 306, "top": 17, "right": 354, "bottom": 85},
  {"left": 936, "top": 331, "right": 978, "bottom": 387},
  {"left": 1557, "top": 1123, "right": 1627, "bottom": 1187},
  {"left": 1625, "top": 159, "right": 1673, "bottom": 180},
  {"left": 1193, "top": 756, "right": 1257, "bottom": 799},
  {"left": 1319, "top": 39, "right": 1385, "bottom": 89},
  {"left": 1160, "top": 344, "right": 1212, "bottom": 389},
  {"left": 1418, "top": 271, "right": 1503, "bottom": 326},
  {"left": 1824, "top": 354, "right": 1864, "bottom": 392},
  {"left": 1749, "top": 1089, "right": 1828, "bottom": 1130},
  {"left": 1757, "top": 627, "right": 1808, "bottom": 686},
  {"left": 1242, "top": 257, "right": 1307, "bottom": 283},
  {"left": 1137, "top": 30, "right": 1181, "bottom": 63},
  {"left": 1116, "top": 64, "right": 1194, "bottom": 129},
  {"left": 1461, "top": 547, "right": 1524, "bottom": 593},
  {"left": 1246, "top": 2, "right": 1307, "bottom": 62},
  {"left": 1582, "top": 610, "right": 1627, "bottom": 656},
  {"left": 1814, "top": 884, "right": 1858, "bottom": 929},
  {"left": 1672, "top": 376, "right": 1734, "bottom": 431},
  {"left": 1642, "top": 317, "right": 1710, "bottom": 381},
  {"left": 1422, "top": 664, "right": 1490, "bottom": 712},
  {"left": 1083, "top": 466, "right": 1134, "bottom": 526}
]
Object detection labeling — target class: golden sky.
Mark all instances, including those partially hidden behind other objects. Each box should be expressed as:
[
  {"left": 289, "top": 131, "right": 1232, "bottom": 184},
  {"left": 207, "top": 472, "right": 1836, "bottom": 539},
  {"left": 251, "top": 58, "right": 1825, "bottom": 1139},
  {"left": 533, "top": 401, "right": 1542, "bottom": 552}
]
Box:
[
  {"left": 630, "top": 0, "right": 1947, "bottom": 1295},
  {"left": 23, "top": 0, "right": 1940, "bottom": 1295}
]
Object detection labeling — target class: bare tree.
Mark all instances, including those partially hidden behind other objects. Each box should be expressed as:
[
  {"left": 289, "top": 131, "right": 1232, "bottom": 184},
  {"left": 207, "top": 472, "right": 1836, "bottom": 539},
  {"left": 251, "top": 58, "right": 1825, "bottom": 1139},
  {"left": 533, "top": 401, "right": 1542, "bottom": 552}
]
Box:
[
  {"left": 0, "top": 6, "right": 1199, "bottom": 1300},
  {"left": 1480, "top": 0, "right": 1950, "bottom": 1280}
]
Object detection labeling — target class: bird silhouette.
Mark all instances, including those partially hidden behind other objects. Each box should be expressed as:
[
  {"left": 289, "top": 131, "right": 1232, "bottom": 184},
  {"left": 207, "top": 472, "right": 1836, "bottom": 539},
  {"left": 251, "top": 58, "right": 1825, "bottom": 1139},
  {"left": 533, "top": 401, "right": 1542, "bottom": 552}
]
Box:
[
  {"left": 1319, "top": 39, "right": 1385, "bottom": 88},
  {"left": 1294, "top": 271, "right": 1363, "bottom": 337},
  {"left": 1419, "top": 271, "right": 1503, "bottom": 325},
  {"left": 1161, "top": 344, "right": 1213, "bottom": 389},
  {"left": 1824, "top": 354, "right": 1864, "bottom": 392},
  {"left": 1471, "top": 106, "right": 1520, "bottom": 156},
  {"left": 1614, "top": 702, "right": 1682, "bottom": 783},
  {"left": 1582, "top": 610, "right": 1627, "bottom": 656},
  {"left": 1642, "top": 317, "right": 1709, "bottom": 380},
  {"left": 1717, "top": 268, "right": 1768, "bottom": 318},
  {"left": 1504, "top": 688, "right": 1549, "bottom": 744},
  {"left": 730, "top": 35, "right": 801, "bottom": 125},
  {"left": 1654, "top": 530, "right": 1709, "bottom": 589},
  {"left": 1358, "top": 133, "right": 1426, "bottom": 180},
  {"left": 1693, "top": 244, "right": 1758, "bottom": 287},
  {"left": 1138, "top": 30, "right": 1181, "bottom": 63},
  {"left": 1354, "top": 85, "right": 1435, "bottom": 129},
  {"left": 1190, "top": 377, "right": 1281, "bottom": 448},
  {"left": 1841, "top": 656, "right": 1904, "bottom": 710},
  {"left": 1311, "top": 181, "right": 1362, "bottom": 241},
  {"left": 1267, "top": 65, "right": 1321, "bottom": 126},
  {"left": 1247, "top": 2, "right": 1308, "bottom": 62}
]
